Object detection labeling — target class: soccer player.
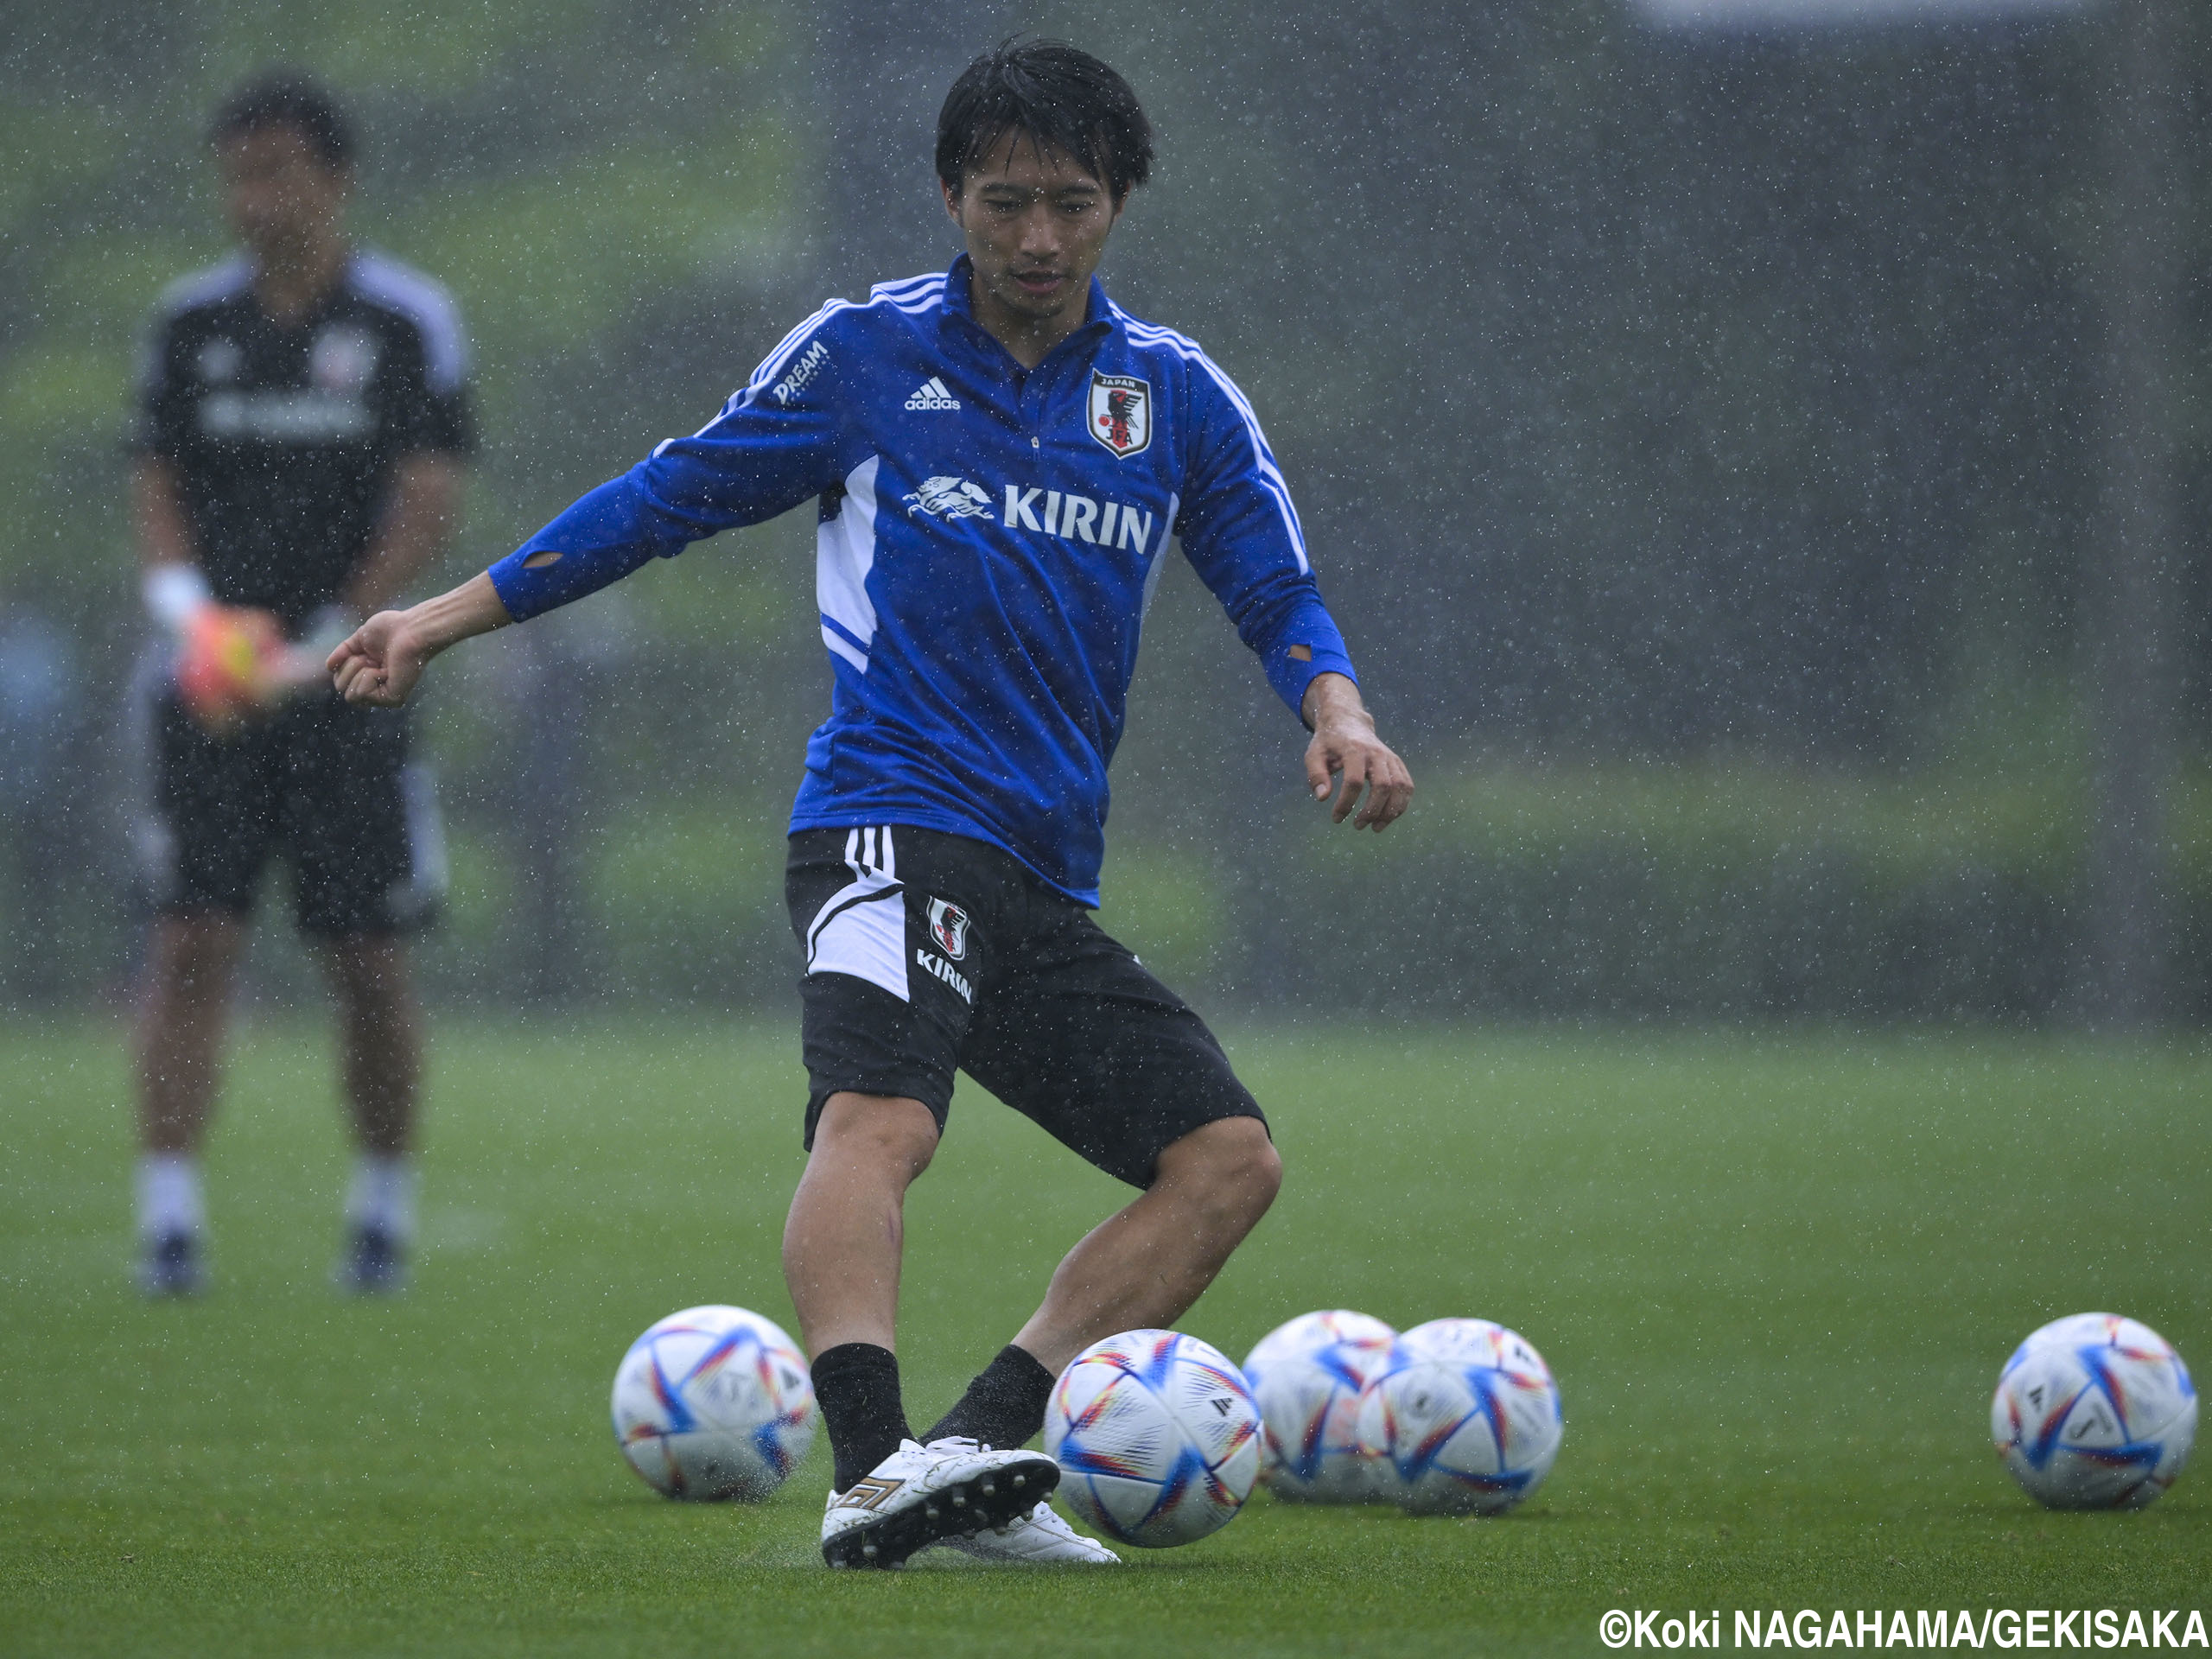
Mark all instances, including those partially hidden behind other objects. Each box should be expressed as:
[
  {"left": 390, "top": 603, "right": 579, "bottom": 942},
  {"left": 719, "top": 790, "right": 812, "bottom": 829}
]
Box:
[
  {"left": 329, "top": 41, "right": 1411, "bottom": 1563},
  {"left": 133, "top": 73, "right": 473, "bottom": 1296}
]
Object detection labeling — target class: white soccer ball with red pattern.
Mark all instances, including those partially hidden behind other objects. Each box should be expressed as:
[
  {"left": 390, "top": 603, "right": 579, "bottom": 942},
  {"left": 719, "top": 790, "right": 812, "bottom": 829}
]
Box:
[
  {"left": 1046, "top": 1329, "right": 1263, "bottom": 1548},
  {"left": 610, "top": 1305, "right": 816, "bottom": 1500},
  {"left": 1243, "top": 1309, "right": 1400, "bottom": 1503},
  {"left": 1992, "top": 1313, "right": 2195, "bottom": 1510},
  {"left": 1356, "top": 1317, "right": 1562, "bottom": 1516}
]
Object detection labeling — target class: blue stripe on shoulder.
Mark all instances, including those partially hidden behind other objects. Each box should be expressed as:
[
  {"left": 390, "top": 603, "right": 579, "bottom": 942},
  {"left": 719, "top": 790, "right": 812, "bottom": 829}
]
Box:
[{"left": 348, "top": 251, "right": 470, "bottom": 391}]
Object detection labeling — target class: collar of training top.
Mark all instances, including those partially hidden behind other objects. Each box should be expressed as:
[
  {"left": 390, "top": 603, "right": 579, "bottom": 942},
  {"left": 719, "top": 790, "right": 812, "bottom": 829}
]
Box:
[{"left": 938, "top": 253, "right": 1118, "bottom": 365}]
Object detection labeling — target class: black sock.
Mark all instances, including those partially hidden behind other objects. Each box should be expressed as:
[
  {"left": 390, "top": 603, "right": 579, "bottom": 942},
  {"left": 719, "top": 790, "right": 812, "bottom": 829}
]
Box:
[
  {"left": 919, "top": 1344, "right": 1057, "bottom": 1451},
  {"left": 810, "top": 1342, "right": 912, "bottom": 1492}
]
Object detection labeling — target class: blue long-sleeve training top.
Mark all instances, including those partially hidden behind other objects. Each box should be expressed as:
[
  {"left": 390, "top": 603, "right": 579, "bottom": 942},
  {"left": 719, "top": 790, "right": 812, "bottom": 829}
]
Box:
[{"left": 487, "top": 254, "right": 1358, "bottom": 906}]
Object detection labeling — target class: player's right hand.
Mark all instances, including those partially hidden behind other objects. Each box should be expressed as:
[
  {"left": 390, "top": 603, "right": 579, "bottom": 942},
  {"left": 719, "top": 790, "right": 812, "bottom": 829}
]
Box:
[
  {"left": 327, "top": 574, "right": 515, "bottom": 706},
  {"left": 328, "top": 609, "right": 430, "bottom": 708}
]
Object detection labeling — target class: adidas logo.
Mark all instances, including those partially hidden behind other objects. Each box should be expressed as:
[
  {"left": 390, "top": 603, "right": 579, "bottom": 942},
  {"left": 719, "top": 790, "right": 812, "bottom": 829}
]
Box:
[{"left": 904, "top": 376, "right": 960, "bottom": 411}]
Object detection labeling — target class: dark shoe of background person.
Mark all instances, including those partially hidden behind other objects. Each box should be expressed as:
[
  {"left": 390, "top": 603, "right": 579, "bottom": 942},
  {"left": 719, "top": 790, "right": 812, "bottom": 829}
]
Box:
[
  {"left": 335, "top": 1225, "right": 406, "bottom": 1294},
  {"left": 138, "top": 1230, "right": 206, "bottom": 1298}
]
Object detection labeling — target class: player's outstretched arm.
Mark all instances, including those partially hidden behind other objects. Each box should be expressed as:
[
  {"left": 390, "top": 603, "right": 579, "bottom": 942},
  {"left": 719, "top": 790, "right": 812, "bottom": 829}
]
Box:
[
  {"left": 327, "top": 572, "right": 512, "bottom": 708},
  {"left": 1301, "top": 672, "right": 1414, "bottom": 831}
]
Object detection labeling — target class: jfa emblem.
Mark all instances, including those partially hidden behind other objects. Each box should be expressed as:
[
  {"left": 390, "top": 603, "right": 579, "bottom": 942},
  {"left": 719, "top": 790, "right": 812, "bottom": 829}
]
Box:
[
  {"left": 927, "top": 898, "right": 970, "bottom": 960},
  {"left": 1088, "top": 372, "right": 1152, "bottom": 458},
  {"left": 310, "top": 326, "right": 378, "bottom": 394}
]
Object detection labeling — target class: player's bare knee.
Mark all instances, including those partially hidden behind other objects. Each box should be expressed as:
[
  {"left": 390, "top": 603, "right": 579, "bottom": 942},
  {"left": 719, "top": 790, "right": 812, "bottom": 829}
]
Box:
[
  {"left": 815, "top": 1091, "right": 939, "bottom": 1180},
  {"left": 1161, "top": 1116, "right": 1281, "bottom": 1224},
  {"left": 1236, "top": 1128, "right": 1284, "bottom": 1221},
  {"left": 321, "top": 937, "right": 410, "bottom": 1001},
  {"left": 155, "top": 915, "right": 243, "bottom": 1004}
]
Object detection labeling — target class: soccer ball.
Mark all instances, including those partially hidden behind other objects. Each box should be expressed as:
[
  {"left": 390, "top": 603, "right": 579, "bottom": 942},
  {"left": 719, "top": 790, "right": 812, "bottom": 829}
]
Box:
[
  {"left": 1992, "top": 1313, "right": 2196, "bottom": 1510},
  {"left": 609, "top": 1305, "right": 816, "bottom": 1500},
  {"left": 1243, "top": 1309, "right": 1400, "bottom": 1503},
  {"left": 1046, "top": 1329, "right": 1263, "bottom": 1548},
  {"left": 1356, "top": 1317, "right": 1562, "bottom": 1516}
]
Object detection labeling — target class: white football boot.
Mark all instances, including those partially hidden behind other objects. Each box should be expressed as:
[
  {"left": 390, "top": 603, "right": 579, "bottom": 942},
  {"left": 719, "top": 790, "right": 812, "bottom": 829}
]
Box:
[
  {"left": 820, "top": 1437, "right": 1060, "bottom": 1569},
  {"left": 926, "top": 1497, "right": 1121, "bottom": 1565}
]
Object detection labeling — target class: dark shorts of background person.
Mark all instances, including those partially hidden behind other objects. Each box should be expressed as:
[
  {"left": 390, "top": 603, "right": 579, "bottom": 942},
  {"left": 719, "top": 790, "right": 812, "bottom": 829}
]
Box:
[
  {"left": 785, "top": 824, "right": 1266, "bottom": 1190},
  {"left": 147, "top": 689, "right": 443, "bottom": 938}
]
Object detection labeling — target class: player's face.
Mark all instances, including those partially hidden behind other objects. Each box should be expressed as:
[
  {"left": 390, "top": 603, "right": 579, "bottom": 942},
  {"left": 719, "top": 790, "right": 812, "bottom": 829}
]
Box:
[
  {"left": 217, "top": 124, "right": 349, "bottom": 264},
  {"left": 944, "top": 131, "right": 1121, "bottom": 330}
]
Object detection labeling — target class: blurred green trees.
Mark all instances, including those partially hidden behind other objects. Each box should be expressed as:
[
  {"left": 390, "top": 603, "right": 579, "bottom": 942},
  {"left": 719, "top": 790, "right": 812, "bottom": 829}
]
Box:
[{"left": 3, "top": 1, "right": 2208, "bottom": 1017}]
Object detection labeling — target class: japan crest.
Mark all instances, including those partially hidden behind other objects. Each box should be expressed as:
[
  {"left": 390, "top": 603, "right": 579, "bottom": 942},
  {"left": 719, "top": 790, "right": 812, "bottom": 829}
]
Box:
[
  {"left": 1088, "top": 372, "right": 1152, "bottom": 458},
  {"left": 310, "top": 326, "right": 379, "bottom": 394},
  {"left": 926, "top": 898, "right": 970, "bottom": 960}
]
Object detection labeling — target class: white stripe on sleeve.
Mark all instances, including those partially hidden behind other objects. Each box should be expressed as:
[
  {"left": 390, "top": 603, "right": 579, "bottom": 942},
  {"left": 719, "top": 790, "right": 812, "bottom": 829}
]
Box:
[{"left": 816, "top": 454, "right": 881, "bottom": 671}]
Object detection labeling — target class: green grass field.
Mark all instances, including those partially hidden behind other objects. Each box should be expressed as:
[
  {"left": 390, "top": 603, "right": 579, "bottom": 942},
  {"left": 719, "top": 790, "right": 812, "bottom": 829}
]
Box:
[{"left": 1, "top": 1020, "right": 2205, "bottom": 1656}]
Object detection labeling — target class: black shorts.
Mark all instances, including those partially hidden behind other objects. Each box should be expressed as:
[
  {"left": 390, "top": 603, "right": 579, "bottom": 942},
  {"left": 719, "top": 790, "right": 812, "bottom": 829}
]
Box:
[
  {"left": 145, "top": 688, "right": 444, "bottom": 938},
  {"left": 785, "top": 825, "right": 1264, "bottom": 1189}
]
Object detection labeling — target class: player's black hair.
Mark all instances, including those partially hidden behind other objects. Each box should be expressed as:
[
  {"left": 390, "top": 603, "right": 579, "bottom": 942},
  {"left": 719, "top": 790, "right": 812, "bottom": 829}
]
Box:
[
  {"left": 936, "top": 39, "right": 1153, "bottom": 204},
  {"left": 207, "top": 70, "right": 353, "bottom": 171}
]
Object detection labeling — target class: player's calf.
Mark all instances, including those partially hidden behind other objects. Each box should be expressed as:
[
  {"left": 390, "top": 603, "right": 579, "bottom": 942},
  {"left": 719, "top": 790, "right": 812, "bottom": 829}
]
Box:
[{"left": 1014, "top": 1116, "right": 1283, "bottom": 1376}]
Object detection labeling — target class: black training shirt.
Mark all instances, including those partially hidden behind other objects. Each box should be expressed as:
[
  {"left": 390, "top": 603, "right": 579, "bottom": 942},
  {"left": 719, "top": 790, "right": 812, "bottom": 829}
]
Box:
[{"left": 136, "top": 249, "right": 474, "bottom": 633}]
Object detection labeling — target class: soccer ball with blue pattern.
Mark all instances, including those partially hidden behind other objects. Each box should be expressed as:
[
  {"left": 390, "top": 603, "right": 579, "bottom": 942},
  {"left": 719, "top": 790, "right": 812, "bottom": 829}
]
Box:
[
  {"left": 610, "top": 1305, "right": 816, "bottom": 1500},
  {"left": 1356, "top": 1317, "right": 1562, "bottom": 1516},
  {"left": 1243, "top": 1309, "right": 1400, "bottom": 1503},
  {"left": 1992, "top": 1313, "right": 2195, "bottom": 1510},
  {"left": 1046, "top": 1329, "right": 1263, "bottom": 1548}
]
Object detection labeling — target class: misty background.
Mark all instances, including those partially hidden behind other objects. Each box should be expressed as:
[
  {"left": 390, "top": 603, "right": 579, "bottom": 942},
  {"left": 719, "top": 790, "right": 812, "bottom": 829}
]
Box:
[{"left": 2, "top": 0, "right": 2207, "bottom": 1022}]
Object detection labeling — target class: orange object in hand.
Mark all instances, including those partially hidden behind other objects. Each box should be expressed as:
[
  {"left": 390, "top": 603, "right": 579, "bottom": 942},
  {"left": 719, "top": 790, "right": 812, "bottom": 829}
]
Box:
[{"left": 175, "top": 606, "right": 283, "bottom": 734}]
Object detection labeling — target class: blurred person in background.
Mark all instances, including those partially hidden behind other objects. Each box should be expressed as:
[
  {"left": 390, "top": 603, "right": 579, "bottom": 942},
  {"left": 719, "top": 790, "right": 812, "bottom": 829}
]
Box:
[
  {"left": 0, "top": 595, "right": 79, "bottom": 1007},
  {"left": 328, "top": 40, "right": 1410, "bottom": 1566},
  {"left": 130, "top": 71, "right": 473, "bottom": 1296}
]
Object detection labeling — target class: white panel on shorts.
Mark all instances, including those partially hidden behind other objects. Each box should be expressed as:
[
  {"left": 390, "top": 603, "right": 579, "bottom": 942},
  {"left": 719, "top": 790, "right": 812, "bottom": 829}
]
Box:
[
  {"left": 125, "top": 643, "right": 181, "bottom": 906},
  {"left": 804, "top": 826, "right": 908, "bottom": 1001},
  {"left": 386, "top": 762, "right": 449, "bottom": 929}
]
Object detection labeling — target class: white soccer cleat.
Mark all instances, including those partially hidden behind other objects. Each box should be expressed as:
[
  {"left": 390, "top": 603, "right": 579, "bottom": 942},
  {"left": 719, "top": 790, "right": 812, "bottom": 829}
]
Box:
[
  {"left": 926, "top": 1497, "right": 1122, "bottom": 1565},
  {"left": 819, "top": 1437, "right": 1061, "bottom": 1569}
]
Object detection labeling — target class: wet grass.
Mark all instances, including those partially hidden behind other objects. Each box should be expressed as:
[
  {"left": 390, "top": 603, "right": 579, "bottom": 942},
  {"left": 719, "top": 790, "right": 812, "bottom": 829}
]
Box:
[{"left": 0, "top": 1020, "right": 2205, "bottom": 1656}]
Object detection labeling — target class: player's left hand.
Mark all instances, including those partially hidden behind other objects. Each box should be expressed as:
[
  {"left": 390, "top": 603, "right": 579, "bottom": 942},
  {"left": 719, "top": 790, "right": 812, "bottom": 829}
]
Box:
[{"left": 1301, "top": 674, "right": 1413, "bottom": 831}]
